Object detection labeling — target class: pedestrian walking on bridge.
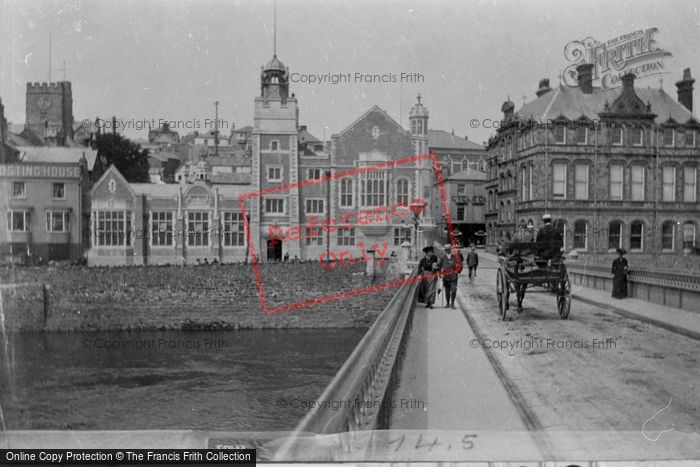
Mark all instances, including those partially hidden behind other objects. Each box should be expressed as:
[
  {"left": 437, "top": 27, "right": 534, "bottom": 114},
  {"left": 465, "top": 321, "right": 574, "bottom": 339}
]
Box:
[
  {"left": 439, "top": 244, "right": 461, "bottom": 309},
  {"left": 466, "top": 246, "right": 479, "bottom": 284}
]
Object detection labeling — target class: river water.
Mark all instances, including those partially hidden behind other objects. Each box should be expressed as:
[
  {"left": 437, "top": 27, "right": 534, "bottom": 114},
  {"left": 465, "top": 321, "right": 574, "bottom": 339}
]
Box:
[{"left": 0, "top": 329, "right": 364, "bottom": 431}]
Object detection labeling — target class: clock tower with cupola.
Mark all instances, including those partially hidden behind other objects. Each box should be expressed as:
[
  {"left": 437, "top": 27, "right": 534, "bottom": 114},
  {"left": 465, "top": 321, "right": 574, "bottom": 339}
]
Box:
[
  {"left": 25, "top": 81, "right": 74, "bottom": 146},
  {"left": 250, "top": 54, "right": 301, "bottom": 262}
]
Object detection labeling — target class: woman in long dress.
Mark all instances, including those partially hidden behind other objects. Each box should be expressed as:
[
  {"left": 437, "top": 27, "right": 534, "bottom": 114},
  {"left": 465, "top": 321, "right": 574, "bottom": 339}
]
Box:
[
  {"left": 611, "top": 248, "right": 629, "bottom": 299},
  {"left": 418, "top": 246, "right": 439, "bottom": 309}
]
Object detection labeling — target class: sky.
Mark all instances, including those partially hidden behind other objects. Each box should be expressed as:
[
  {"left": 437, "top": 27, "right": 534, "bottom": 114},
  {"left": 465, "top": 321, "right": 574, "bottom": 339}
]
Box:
[{"left": 1, "top": 0, "right": 699, "bottom": 145}]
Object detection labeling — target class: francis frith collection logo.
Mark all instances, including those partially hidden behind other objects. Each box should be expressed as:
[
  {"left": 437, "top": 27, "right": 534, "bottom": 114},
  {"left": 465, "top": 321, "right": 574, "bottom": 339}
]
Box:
[{"left": 563, "top": 27, "right": 672, "bottom": 90}]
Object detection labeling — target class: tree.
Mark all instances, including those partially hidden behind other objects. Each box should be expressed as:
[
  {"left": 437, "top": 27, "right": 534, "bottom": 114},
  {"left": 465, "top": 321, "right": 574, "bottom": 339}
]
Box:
[{"left": 92, "top": 131, "right": 150, "bottom": 183}]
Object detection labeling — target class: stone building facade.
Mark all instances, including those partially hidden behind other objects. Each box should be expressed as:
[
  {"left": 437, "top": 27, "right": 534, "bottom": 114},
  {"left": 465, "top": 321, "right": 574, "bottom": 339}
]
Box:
[
  {"left": 88, "top": 165, "right": 250, "bottom": 266},
  {"left": 86, "top": 53, "right": 441, "bottom": 265},
  {"left": 431, "top": 169, "right": 487, "bottom": 247},
  {"left": 0, "top": 161, "right": 88, "bottom": 262},
  {"left": 485, "top": 66, "right": 699, "bottom": 262}
]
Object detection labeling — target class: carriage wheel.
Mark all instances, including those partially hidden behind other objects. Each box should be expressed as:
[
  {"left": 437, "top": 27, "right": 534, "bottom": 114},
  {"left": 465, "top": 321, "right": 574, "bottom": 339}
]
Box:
[
  {"left": 496, "top": 268, "right": 508, "bottom": 321},
  {"left": 557, "top": 273, "right": 571, "bottom": 319}
]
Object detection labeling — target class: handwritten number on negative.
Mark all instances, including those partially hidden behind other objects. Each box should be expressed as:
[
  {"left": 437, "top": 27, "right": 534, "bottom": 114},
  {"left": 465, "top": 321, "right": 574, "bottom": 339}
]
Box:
[
  {"left": 414, "top": 434, "right": 442, "bottom": 452},
  {"left": 387, "top": 434, "right": 405, "bottom": 452},
  {"left": 462, "top": 433, "right": 477, "bottom": 450}
]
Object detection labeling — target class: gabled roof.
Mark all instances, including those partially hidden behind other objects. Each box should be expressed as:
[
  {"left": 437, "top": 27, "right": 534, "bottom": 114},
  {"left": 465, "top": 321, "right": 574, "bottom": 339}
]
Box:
[
  {"left": 334, "top": 105, "right": 412, "bottom": 139},
  {"left": 428, "top": 130, "right": 485, "bottom": 151},
  {"left": 234, "top": 125, "right": 253, "bottom": 133},
  {"left": 299, "top": 127, "right": 320, "bottom": 143},
  {"left": 91, "top": 164, "right": 135, "bottom": 196},
  {"left": 16, "top": 146, "right": 98, "bottom": 170},
  {"left": 517, "top": 84, "right": 695, "bottom": 124}
]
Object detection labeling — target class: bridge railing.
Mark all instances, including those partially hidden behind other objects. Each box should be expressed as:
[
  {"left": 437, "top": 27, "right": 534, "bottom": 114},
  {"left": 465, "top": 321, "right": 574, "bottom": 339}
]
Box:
[
  {"left": 566, "top": 261, "right": 700, "bottom": 312},
  {"left": 273, "top": 270, "right": 419, "bottom": 459}
]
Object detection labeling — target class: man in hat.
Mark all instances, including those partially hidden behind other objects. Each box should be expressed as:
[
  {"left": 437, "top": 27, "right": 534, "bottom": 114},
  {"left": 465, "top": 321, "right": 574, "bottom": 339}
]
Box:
[
  {"left": 418, "top": 246, "right": 439, "bottom": 308},
  {"left": 536, "top": 213, "right": 563, "bottom": 260},
  {"left": 438, "top": 244, "right": 461, "bottom": 309},
  {"left": 611, "top": 248, "right": 629, "bottom": 299}
]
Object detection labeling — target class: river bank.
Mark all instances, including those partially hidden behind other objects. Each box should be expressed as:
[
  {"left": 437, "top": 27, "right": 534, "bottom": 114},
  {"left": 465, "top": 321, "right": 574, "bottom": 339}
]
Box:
[{"left": 0, "top": 262, "right": 396, "bottom": 332}]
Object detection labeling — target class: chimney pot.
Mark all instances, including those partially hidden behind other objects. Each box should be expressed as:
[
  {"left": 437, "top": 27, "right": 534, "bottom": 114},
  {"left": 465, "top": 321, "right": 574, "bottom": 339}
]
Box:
[
  {"left": 621, "top": 73, "right": 637, "bottom": 88},
  {"left": 536, "top": 78, "right": 552, "bottom": 97}
]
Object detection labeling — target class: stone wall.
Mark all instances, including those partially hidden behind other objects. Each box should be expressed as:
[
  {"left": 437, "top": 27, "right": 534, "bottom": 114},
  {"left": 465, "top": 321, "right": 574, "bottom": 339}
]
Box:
[
  {"left": 0, "top": 262, "right": 396, "bottom": 331},
  {"left": 0, "top": 283, "right": 45, "bottom": 331}
]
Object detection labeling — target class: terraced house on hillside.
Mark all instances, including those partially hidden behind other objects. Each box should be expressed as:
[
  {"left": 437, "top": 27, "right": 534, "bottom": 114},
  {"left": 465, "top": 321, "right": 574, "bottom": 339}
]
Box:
[{"left": 485, "top": 64, "right": 699, "bottom": 264}]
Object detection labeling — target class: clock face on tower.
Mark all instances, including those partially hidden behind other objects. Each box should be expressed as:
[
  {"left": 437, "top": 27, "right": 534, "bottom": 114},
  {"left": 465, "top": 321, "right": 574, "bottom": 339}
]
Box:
[{"left": 36, "top": 96, "right": 53, "bottom": 112}]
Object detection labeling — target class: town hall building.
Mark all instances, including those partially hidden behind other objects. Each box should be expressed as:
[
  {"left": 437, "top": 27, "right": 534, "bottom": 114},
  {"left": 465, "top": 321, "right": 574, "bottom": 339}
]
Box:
[{"left": 87, "top": 53, "right": 440, "bottom": 265}]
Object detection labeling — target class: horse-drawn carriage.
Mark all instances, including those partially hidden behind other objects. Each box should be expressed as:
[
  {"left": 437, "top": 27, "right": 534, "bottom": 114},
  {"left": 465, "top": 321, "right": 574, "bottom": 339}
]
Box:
[{"left": 495, "top": 220, "right": 571, "bottom": 321}]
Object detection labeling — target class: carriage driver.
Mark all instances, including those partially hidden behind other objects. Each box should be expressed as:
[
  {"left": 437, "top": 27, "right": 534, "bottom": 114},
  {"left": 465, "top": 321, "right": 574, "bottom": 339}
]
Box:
[{"left": 536, "top": 213, "right": 563, "bottom": 260}]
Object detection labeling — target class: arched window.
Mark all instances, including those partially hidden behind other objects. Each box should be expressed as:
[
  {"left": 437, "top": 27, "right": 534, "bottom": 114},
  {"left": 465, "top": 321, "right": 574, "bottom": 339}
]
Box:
[
  {"left": 395, "top": 178, "right": 409, "bottom": 207},
  {"left": 630, "top": 220, "right": 644, "bottom": 251},
  {"left": 499, "top": 201, "right": 505, "bottom": 221},
  {"left": 661, "top": 221, "right": 675, "bottom": 251},
  {"left": 506, "top": 200, "right": 512, "bottom": 222},
  {"left": 608, "top": 220, "right": 622, "bottom": 250},
  {"left": 573, "top": 220, "right": 587, "bottom": 250}
]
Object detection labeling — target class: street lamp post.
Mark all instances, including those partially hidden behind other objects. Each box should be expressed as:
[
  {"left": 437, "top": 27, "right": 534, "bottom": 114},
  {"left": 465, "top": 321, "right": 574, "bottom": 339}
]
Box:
[
  {"left": 325, "top": 170, "right": 331, "bottom": 262},
  {"left": 409, "top": 199, "right": 426, "bottom": 260}
]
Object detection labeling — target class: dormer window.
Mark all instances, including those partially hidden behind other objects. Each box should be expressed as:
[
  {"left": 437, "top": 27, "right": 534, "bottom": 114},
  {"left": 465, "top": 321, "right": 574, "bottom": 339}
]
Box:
[
  {"left": 663, "top": 128, "right": 674, "bottom": 147},
  {"left": 576, "top": 126, "right": 588, "bottom": 145},
  {"left": 611, "top": 126, "right": 623, "bottom": 146},
  {"left": 631, "top": 127, "right": 643, "bottom": 146},
  {"left": 554, "top": 124, "right": 566, "bottom": 144}
]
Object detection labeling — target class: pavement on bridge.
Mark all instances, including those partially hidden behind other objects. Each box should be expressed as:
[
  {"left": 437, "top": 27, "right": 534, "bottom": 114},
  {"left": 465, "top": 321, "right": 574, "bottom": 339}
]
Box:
[{"left": 389, "top": 249, "right": 543, "bottom": 459}]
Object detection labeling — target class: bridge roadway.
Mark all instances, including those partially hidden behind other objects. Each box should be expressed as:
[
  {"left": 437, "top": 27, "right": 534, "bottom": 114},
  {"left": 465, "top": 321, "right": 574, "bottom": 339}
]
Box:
[{"left": 388, "top": 253, "right": 700, "bottom": 460}]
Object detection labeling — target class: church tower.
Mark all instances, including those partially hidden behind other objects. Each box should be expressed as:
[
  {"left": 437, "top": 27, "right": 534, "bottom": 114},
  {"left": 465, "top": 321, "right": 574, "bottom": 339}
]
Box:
[
  {"left": 25, "top": 81, "right": 74, "bottom": 146},
  {"left": 250, "top": 53, "right": 301, "bottom": 261}
]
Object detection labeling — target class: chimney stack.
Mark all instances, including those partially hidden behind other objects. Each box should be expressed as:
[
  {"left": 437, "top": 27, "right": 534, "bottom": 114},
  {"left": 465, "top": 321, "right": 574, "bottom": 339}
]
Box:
[
  {"left": 536, "top": 78, "right": 551, "bottom": 97},
  {"left": 577, "top": 63, "right": 594, "bottom": 94},
  {"left": 501, "top": 99, "right": 515, "bottom": 122},
  {"left": 621, "top": 73, "right": 636, "bottom": 89},
  {"left": 676, "top": 68, "right": 694, "bottom": 112}
]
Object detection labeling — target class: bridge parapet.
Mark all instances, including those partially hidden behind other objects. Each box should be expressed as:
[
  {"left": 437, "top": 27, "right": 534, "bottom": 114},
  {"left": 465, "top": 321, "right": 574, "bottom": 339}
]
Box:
[
  {"left": 273, "top": 270, "right": 419, "bottom": 459},
  {"left": 567, "top": 261, "right": 700, "bottom": 312}
]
